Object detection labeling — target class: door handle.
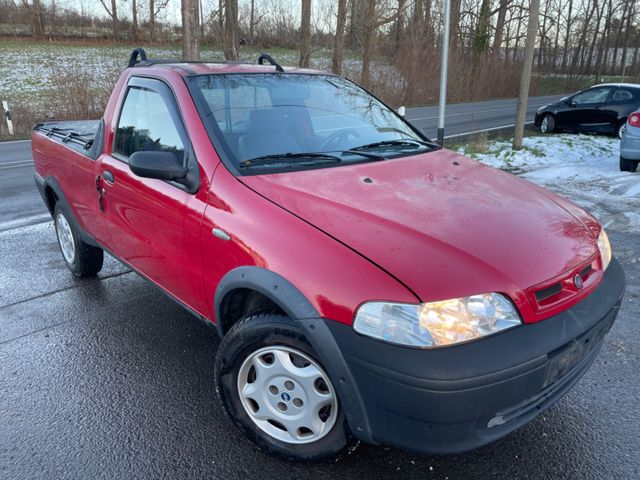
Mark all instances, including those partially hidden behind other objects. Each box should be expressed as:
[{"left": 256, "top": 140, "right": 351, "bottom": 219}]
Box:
[{"left": 103, "top": 170, "right": 115, "bottom": 183}]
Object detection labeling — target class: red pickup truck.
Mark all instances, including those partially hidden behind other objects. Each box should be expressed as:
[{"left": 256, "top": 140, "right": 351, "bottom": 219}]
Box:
[{"left": 32, "top": 49, "right": 625, "bottom": 461}]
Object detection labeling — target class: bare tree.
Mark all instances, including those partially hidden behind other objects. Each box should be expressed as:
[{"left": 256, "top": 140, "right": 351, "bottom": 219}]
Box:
[
  {"left": 492, "top": 0, "right": 512, "bottom": 59},
  {"left": 98, "top": 0, "right": 118, "bottom": 42},
  {"left": 299, "top": 0, "right": 311, "bottom": 68},
  {"left": 132, "top": 0, "right": 139, "bottom": 42},
  {"left": 331, "top": 0, "right": 348, "bottom": 74},
  {"left": 182, "top": 0, "right": 200, "bottom": 60},
  {"left": 513, "top": 0, "right": 540, "bottom": 150},
  {"left": 223, "top": 0, "right": 239, "bottom": 61},
  {"left": 22, "top": 0, "right": 45, "bottom": 40}
]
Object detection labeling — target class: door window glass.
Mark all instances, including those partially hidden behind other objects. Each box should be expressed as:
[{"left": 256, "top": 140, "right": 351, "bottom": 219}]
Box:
[
  {"left": 114, "top": 87, "right": 184, "bottom": 161},
  {"left": 572, "top": 88, "right": 612, "bottom": 105}
]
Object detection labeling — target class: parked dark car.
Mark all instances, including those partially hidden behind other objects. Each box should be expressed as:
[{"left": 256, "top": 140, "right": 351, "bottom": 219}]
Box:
[{"left": 535, "top": 83, "right": 640, "bottom": 138}]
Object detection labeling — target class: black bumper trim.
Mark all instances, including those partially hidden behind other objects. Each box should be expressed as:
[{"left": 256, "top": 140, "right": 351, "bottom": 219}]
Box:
[{"left": 324, "top": 258, "right": 625, "bottom": 453}]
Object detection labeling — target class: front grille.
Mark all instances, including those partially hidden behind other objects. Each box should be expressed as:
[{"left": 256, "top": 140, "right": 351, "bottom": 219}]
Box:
[
  {"left": 580, "top": 264, "right": 593, "bottom": 278},
  {"left": 535, "top": 283, "right": 562, "bottom": 302}
]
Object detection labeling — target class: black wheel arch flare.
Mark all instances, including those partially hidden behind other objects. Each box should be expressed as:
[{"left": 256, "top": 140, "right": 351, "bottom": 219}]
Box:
[{"left": 213, "top": 265, "right": 375, "bottom": 443}]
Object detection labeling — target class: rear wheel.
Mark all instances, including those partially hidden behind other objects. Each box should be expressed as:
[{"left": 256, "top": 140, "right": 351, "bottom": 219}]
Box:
[
  {"left": 54, "top": 202, "right": 103, "bottom": 277},
  {"left": 617, "top": 121, "right": 627, "bottom": 139},
  {"left": 214, "top": 313, "right": 350, "bottom": 462},
  {"left": 619, "top": 156, "right": 639, "bottom": 172},
  {"left": 540, "top": 114, "right": 556, "bottom": 134}
]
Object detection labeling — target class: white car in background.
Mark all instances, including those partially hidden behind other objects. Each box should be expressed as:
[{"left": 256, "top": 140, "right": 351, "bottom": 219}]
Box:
[{"left": 620, "top": 111, "right": 640, "bottom": 172}]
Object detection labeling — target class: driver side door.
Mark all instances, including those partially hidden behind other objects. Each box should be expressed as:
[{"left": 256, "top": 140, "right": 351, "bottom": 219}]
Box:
[
  {"left": 98, "top": 76, "right": 208, "bottom": 316},
  {"left": 558, "top": 87, "right": 613, "bottom": 131}
]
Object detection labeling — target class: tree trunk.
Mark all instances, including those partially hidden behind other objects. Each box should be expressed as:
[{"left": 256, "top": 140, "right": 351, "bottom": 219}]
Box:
[
  {"left": 571, "top": 1, "right": 595, "bottom": 73},
  {"left": 149, "top": 0, "right": 155, "bottom": 42},
  {"left": 595, "top": 0, "right": 613, "bottom": 79},
  {"left": 132, "top": 0, "right": 138, "bottom": 42},
  {"left": 561, "top": 0, "right": 573, "bottom": 72},
  {"left": 473, "top": 0, "right": 492, "bottom": 62},
  {"left": 513, "top": 0, "right": 540, "bottom": 150},
  {"left": 182, "top": 0, "right": 200, "bottom": 61},
  {"left": 612, "top": 0, "right": 629, "bottom": 73},
  {"left": 449, "top": 0, "right": 462, "bottom": 55},
  {"left": 299, "top": 0, "right": 311, "bottom": 68},
  {"left": 585, "top": 1, "right": 605, "bottom": 75},
  {"left": 31, "top": 0, "right": 44, "bottom": 40},
  {"left": 394, "top": 0, "right": 406, "bottom": 49},
  {"left": 405, "top": 0, "right": 424, "bottom": 104},
  {"left": 111, "top": 0, "right": 118, "bottom": 42},
  {"left": 223, "top": 0, "right": 238, "bottom": 60},
  {"left": 492, "top": 0, "right": 510, "bottom": 59},
  {"left": 360, "top": 0, "right": 376, "bottom": 88},
  {"left": 249, "top": 0, "right": 255, "bottom": 43},
  {"left": 620, "top": 0, "right": 635, "bottom": 77},
  {"left": 331, "top": 0, "right": 348, "bottom": 75}
]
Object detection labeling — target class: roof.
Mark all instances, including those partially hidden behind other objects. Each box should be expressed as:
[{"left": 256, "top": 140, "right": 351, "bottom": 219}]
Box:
[
  {"left": 594, "top": 82, "right": 640, "bottom": 89},
  {"left": 127, "top": 48, "right": 328, "bottom": 76}
]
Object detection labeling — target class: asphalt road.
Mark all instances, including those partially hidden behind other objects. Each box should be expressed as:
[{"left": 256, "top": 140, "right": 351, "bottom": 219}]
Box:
[{"left": 3, "top": 94, "right": 639, "bottom": 479}]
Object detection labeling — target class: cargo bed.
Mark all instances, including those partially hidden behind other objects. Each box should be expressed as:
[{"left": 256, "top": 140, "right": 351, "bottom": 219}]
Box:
[{"left": 34, "top": 120, "right": 103, "bottom": 160}]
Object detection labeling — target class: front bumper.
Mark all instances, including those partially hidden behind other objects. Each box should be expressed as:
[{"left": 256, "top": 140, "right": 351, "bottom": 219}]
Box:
[
  {"left": 621, "top": 125, "right": 640, "bottom": 160},
  {"left": 325, "top": 257, "right": 625, "bottom": 454}
]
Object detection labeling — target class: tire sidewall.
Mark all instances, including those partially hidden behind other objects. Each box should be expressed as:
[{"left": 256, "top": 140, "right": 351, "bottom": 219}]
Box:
[
  {"left": 53, "top": 201, "right": 82, "bottom": 276},
  {"left": 215, "top": 314, "right": 350, "bottom": 462},
  {"left": 541, "top": 114, "right": 555, "bottom": 134}
]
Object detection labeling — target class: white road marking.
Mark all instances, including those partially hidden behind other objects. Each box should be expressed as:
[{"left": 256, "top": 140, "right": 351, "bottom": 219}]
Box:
[
  {"left": 407, "top": 103, "right": 549, "bottom": 122},
  {"left": 0, "top": 213, "right": 51, "bottom": 233},
  {"left": 0, "top": 139, "right": 31, "bottom": 145},
  {"left": 0, "top": 160, "right": 34, "bottom": 170},
  {"left": 444, "top": 121, "right": 534, "bottom": 139}
]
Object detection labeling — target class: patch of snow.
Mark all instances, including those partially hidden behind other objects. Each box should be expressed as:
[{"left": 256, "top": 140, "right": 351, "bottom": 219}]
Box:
[{"left": 458, "top": 134, "right": 640, "bottom": 233}]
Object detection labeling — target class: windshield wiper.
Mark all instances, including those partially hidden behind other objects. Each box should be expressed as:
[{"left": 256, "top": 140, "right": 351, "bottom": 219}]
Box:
[
  {"left": 240, "top": 152, "right": 342, "bottom": 168},
  {"left": 351, "top": 138, "right": 440, "bottom": 152}
]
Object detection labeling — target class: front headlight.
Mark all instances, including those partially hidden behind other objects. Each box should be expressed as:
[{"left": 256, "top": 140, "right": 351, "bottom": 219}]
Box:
[
  {"left": 353, "top": 293, "right": 522, "bottom": 348},
  {"left": 597, "top": 228, "right": 612, "bottom": 270}
]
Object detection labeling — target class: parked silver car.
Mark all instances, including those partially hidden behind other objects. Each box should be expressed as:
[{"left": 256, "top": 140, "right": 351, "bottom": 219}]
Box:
[{"left": 620, "top": 111, "right": 640, "bottom": 171}]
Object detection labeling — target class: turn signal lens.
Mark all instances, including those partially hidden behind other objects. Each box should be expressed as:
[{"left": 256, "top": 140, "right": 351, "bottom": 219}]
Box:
[{"left": 597, "top": 228, "right": 612, "bottom": 270}]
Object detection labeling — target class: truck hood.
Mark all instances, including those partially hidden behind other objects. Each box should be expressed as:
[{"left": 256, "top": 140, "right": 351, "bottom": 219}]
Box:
[{"left": 240, "top": 149, "right": 597, "bottom": 306}]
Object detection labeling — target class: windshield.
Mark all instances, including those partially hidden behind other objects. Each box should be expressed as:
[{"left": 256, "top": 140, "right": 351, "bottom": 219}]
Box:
[{"left": 188, "top": 74, "right": 432, "bottom": 173}]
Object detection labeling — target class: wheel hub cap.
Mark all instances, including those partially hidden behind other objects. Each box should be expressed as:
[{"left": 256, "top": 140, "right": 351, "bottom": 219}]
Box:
[
  {"left": 237, "top": 346, "right": 338, "bottom": 444},
  {"left": 56, "top": 213, "right": 75, "bottom": 264}
]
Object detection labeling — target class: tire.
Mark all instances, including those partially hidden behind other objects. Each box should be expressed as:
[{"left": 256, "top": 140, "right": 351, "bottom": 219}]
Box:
[
  {"left": 540, "top": 114, "right": 556, "bottom": 134},
  {"left": 214, "top": 313, "right": 351, "bottom": 462},
  {"left": 53, "top": 202, "right": 104, "bottom": 277},
  {"left": 617, "top": 120, "right": 627, "bottom": 139},
  {"left": 619, "top": 156, "right": 639, "bottom": 172}
]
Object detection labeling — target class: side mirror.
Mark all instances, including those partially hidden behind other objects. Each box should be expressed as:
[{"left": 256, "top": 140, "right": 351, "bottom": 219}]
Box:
[
  {"left": 128, "top": 151, "right": 188, "bottom": 181},
  {"left": 397, "top": 106, "right": 406, "bottom": 117}
]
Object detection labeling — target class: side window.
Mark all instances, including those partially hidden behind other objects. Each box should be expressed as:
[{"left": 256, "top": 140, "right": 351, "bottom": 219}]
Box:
[
  {"left": 114, "top": 87, "right": 185, "bottom": 162},
  {"left": 612, "top": 89, "right": 634, "bottom": 102},
  {"left": 572, "top": 88, "right": 611, "bottom": 105}
]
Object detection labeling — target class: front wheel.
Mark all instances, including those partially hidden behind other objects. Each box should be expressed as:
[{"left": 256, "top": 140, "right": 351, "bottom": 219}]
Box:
[
  {"left": 540, "top": 114, "right": 556, "bottom": 134},
  {"left": 214, "top": 313, "right": 350, "bottom": 462},
  {"left": 620, "top": 156, "right": 639, "bottom": 172}
]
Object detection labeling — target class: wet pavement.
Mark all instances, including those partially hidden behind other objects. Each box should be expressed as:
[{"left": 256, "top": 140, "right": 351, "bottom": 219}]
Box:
[{"left": 1, "top": 217, "right": 639, "bottom": 479}]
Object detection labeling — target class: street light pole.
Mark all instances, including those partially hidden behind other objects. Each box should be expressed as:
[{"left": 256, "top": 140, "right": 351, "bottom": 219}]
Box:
[{"left": 437, "top": 0, "right": 451, "bottom": 146}]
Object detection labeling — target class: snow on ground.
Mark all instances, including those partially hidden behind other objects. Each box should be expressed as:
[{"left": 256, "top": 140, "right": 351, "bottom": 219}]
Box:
[{"left": 458, "top": 134, "right": 640, "bottom": 234}]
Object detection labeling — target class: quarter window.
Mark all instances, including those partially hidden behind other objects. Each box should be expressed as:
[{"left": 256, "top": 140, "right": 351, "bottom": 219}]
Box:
[
  {"left": 612, "top": 89, "right": 634, "bottom": 102},
  {"left": 114, "top": 87, "right": 185, "bottom": 161}
]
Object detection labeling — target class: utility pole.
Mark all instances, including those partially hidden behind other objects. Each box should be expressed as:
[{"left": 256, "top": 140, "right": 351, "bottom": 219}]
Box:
[
  {"left": 513, "top": 0, "right": 540, "bottom": 150},
  {"left": 437, "top": 0, "right": 451, "bottom": 146}
]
